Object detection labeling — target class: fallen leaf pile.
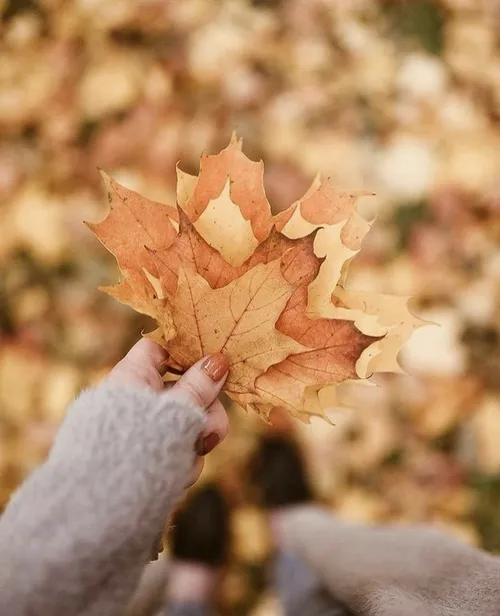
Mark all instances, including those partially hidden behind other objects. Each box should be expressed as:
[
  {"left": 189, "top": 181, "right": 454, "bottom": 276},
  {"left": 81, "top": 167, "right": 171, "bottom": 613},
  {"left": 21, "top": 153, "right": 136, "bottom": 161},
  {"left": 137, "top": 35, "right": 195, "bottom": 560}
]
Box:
[{"left": 88, "top": 136, "right": 424, "bottom": 422}]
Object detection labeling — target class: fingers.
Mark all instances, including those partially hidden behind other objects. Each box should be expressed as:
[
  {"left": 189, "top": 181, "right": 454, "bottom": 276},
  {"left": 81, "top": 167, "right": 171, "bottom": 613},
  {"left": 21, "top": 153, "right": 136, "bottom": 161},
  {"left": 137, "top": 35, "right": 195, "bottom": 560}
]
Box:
[
  {"left": 110, "top": 344, "right": 230, "bottom": 482},
  {"left": 170, "top": 353, "right": 229, "bottom": 410},
  {"left": 122, "top": 338, "right": 168, "bottom": 372},
  {"left": 187, "top": 400, "right": 228, "bottom": 485},
  {"left": 171, "top": 355, "right": 229, "bottom": 471},
  {"left": 109, "top": 339, "right": 168, "bottom": 391},
  {"left": 195, "top": 398, "right": 229, "bottom": 456}
]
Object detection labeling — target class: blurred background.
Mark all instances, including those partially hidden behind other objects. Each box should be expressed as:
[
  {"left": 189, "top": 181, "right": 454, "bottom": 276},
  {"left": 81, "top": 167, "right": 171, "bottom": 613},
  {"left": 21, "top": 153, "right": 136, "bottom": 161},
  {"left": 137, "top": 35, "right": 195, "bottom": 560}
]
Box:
[{"left": 1, "top": 0, "right": 500, "bottom": 613}]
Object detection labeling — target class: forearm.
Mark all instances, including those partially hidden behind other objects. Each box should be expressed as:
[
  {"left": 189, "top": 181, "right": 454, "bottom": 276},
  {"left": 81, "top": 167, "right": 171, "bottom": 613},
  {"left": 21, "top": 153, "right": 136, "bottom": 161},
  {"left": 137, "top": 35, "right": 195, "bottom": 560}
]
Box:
[{"left": 0, "top": 381, "right": 204, "bottom": 616}]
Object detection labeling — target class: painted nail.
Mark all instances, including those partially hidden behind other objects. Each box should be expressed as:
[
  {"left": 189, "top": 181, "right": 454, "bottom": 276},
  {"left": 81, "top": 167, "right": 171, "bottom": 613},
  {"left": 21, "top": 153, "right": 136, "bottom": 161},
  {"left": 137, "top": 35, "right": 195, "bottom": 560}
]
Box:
[
  {"left": 195, "top": 432, "right": 221, "bottom": 456},
  {"left": 201, "top": 353, "right": 229, "bottom": 382}
]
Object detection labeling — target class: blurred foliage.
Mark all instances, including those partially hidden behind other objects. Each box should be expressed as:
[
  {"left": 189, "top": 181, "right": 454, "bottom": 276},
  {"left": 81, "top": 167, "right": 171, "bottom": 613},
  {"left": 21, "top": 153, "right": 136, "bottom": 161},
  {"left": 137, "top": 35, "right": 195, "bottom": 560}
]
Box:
[
  {"left": 382, "top": 0, "right": 445, "bottom": 55},
  {"left": 1, "top": 0, "right": 500, "bottom": 614},
  {"left": 392, "top": 201, "right": 430, "bottom": 249}
]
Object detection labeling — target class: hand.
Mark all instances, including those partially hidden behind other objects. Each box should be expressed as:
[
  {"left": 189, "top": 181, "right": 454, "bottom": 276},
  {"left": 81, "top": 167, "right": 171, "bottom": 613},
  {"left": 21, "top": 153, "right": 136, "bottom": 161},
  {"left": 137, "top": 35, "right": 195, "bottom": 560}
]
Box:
[{"left": 108, "top": 338, "right": 229, "bottom": 486}]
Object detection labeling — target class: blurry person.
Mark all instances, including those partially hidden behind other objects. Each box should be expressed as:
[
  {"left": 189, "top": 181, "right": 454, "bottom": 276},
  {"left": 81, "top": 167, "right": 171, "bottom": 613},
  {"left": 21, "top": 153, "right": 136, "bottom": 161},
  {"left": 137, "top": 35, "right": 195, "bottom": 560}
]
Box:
[{"left": 0, "top": 339, "right": 229, "bottom": 616}]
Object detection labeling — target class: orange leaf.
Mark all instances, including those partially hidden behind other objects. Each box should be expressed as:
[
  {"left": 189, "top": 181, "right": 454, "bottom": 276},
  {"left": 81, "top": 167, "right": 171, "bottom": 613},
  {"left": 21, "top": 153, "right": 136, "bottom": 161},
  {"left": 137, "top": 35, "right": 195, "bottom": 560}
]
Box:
[
  {"left": 85, "top": 172, "right": 178, "bottom": 275},
  {"left": 182, "top": 135, "right": 273, "bottom": 245},
  {"left": 152, "top": 212, "right": 377, "bottom": 420},
  {"left": 167, "top": 259, "right": 306, "bottom": 397},
  {"left": 275, "top": 179, "right": 374, "bottom": 317},
  {"left": 144, "top": 211, "right": 378, "bottom": 420},
  {"left": 242, "top": 287, "right": 378, "bottom": 421},
  {"left": 275, "top": 179, "right": 371, "bottom": 242},
  {"left": 150, "top": 208, "right": 301, "bottom": 295},
  {"left": 87, "top": 136, "right": 424, "bottom": 423}
]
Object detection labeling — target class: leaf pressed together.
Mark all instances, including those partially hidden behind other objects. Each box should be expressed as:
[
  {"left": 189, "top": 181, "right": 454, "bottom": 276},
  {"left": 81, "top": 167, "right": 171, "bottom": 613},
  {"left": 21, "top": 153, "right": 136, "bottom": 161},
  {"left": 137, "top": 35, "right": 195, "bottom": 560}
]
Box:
[
  {"left": 87, "top": 135, "right": 426, "bottom": 422},
  {"left": 147, "top": 211, "right": 377, "bottom": 418}
]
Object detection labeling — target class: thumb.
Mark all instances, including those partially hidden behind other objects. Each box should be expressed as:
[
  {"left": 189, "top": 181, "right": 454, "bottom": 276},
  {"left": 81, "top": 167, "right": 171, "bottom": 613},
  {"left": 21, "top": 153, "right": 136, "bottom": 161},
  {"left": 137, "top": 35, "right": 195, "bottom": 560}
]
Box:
[{"left": 170, "top": 353, "right": 229, "bottom": 410}]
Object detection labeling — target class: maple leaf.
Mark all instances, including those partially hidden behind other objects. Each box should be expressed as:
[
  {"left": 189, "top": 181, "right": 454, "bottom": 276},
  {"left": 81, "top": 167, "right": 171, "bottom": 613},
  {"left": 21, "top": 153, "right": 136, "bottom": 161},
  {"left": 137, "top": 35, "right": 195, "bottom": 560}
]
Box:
[
  {"left": 85, "top": 172, "right": 178, "bottom": 274},
  {"left": 273, "top": 171, "right": 427, "bottom": 404},
  {"left": 101, "top": 270, "right": 176, "bottom": 343},
  {"left": 177, "top": 133, "right": 273, "bottom": 267},
  {"left": 85, "top": 172, "right": 179, "bottom": 323},
  {"left": 150, "top": 208, "right": 298, "bottom": 296},
  {"left": 168, "top": 259, "right": 306, "bottom": 403},
  {"left": 327, "top": 289, "right": 427, "bottom": 378},
  {"left": 147, "top": 211, "right": 378, "bottom": 420},
  {"left": 87, "top": 134, "right": 425, "bottom": 423},
  {"left": 275, "top": 177, "right": 374, "bottom": 318},
  {"left": 241, "top": 240, "right": 378, "bottom": 419}
]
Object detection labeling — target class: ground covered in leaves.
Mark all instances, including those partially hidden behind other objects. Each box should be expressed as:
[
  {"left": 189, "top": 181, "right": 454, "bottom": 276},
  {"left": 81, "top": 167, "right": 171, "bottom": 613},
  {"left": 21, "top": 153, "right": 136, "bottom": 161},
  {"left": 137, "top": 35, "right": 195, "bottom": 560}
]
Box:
[{"left": 1, "top": 1, "right": 500, "bottom": 614}]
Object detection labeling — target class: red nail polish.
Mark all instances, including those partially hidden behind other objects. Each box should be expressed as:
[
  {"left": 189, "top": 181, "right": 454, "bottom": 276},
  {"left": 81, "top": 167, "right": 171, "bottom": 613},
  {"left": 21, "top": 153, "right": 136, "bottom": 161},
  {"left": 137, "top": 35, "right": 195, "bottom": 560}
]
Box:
[{"left": 195, "top": 433, "right": 220, "bottom": 456}]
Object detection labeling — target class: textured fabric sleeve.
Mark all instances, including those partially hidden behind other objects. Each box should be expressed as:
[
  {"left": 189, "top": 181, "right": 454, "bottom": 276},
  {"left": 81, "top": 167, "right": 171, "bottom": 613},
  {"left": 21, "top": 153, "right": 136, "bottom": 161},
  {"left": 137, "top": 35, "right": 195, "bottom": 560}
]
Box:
[
  {"left": 0, "top": 381, "right": 205, "bottom": 616},
  {"left": 280, "top": 506, "right": 500, "bottom": 616}
]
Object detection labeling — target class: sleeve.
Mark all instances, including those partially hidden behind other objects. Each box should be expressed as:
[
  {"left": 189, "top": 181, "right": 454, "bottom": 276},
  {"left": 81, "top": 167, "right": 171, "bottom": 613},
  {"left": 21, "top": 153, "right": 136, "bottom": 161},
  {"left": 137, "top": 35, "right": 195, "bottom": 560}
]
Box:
[
  {"left": 279, "top": 506, "right": 500, "bottom": 616},
  {"left": 0, "top": 381, "right": 205, "bottom": 616}
]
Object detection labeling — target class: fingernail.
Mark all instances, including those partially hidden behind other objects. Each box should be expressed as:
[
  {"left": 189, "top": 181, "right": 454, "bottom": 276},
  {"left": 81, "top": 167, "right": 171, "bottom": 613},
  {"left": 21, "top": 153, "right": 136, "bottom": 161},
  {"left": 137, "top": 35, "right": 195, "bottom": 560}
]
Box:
[
  {"left": 158, "top": 360, "right": 170, "bottom": 377},
  {"left": 195, "top": 433, "right": 220, "bottom": 456},
  {"left": 201, "top": 353, "right": 229, "bottom": 382}
]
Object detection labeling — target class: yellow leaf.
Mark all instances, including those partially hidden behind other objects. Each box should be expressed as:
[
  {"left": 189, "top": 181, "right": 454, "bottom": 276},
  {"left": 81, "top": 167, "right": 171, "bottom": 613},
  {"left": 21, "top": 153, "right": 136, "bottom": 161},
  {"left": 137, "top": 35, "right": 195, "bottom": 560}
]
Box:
[
  {"left": 332, "top": 290, "right": 427, "bottom": 378},
  {"left": 176, "top": 165, "right": 198, "bottom": 208},
  {"left": 87, "top": 136, "right": 426, "bottom": 423},
  {"left": 167, "top": 259, "right": 306, "bottom": 397},
  {"left": 184, "top": 135, "right": 273, "bottom": 245},
  {"left": 306, "top": 222, "right": 358, "bottom": 318},
  {"left": 193, "top": 178, "right": 260, "bottom": 267}
]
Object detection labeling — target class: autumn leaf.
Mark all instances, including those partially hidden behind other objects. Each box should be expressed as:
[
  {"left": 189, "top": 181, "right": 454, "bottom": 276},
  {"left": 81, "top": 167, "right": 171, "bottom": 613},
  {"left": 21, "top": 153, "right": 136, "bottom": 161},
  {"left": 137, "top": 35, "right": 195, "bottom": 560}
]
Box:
[
  {"left": 148, "top": 211, "right": 377, "bottom": 419},
  {"left": 237, "top": 230, "right": 378, "bottom": 419},
  {"left": 275, "top": 178, "right": 374, "bottom": 317},
  {"left": 87, "top": 135, "right": 425, "bottom": 423},
  {"left": 328, "top": 289, "right": 427, "bottom": 378},
  {"left": 101, "top": 269, "right": 159, "bottom": 315},
  {"left": 167, "top": 259, "right": 306, "bottom": 402},
  {"left": 275, "top": 178, "right": 370, "bottom": 240},
  {"left": 178, "top": 133, "right": 273, "bottom": 267},
  {"left": 84, "top": 172, "right": 181, "bottom": 326},
  {"left": 150, "top": 208, "right": 299, "bottom": 296},
  {"left": 85, "top": 171, "right": 178, "bottom": 274}
]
